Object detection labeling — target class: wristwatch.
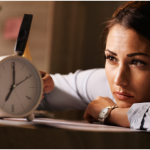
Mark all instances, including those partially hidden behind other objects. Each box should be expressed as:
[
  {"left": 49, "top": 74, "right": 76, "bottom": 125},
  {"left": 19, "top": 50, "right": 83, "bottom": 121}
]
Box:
[{"left": 98, "top": 105, "right": 118, "bottom": 124}]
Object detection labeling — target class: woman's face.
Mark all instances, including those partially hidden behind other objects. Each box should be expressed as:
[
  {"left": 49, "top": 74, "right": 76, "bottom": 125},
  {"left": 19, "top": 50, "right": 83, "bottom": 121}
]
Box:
[{"left": 105, "top": 24, "right": 150, "bottom": 108}]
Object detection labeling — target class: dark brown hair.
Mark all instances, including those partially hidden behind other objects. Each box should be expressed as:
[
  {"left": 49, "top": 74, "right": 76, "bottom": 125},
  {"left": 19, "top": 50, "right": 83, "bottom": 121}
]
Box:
[{"left": 102, "top": 1, "right": 150, "bottom": 45}]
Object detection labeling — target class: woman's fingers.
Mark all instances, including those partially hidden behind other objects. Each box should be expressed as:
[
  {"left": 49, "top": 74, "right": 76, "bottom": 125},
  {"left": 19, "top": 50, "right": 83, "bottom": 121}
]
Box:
[
  {"left": 84, "top": 96, "right": 117, "bottom": 123},
  {"left": 42, "top": 73, "right": 54, "bottom": 93},
  {"left": 85, "top": 115, "right": 96, "bottom": 123},
  {"left": 39, "top": 70, "right": 54, "bottom": 93},
  {"left": 84, "top": 110, "right": 95, "bottom": 123},
  {"left": 84, "top": 103, "right": 100, "bottom": 123}
]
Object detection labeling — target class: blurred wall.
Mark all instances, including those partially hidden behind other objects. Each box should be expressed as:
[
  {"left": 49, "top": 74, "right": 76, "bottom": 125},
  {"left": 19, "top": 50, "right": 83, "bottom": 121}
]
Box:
[
  {"left": 0, "top": 1, "right": 54, "bottom": 73},
  {"left": 50, "top": 1, "right": 125, "bottom": 74},
  {"left": 0, "top": 1, "right": 125, "bottom": 75}
]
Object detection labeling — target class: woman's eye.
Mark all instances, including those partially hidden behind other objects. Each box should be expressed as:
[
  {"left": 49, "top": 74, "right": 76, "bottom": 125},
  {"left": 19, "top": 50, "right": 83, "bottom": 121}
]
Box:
[
  {"left": 105, "top": 55, "right": 117, "bottom": 63},
  {"left": 131, "top": 59, "right": 146, "bottom": 67}
]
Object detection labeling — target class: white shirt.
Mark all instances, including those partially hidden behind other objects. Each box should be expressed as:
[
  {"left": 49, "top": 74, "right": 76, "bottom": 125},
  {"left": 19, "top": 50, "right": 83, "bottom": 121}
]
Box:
[{"left": 37, "top": 68, "right": 150, "bottom": 131}]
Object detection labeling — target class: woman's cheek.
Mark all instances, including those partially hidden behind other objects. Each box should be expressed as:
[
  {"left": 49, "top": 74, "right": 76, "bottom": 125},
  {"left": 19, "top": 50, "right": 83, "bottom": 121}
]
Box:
[{"left": 105, "top": 63, "right": 116, "bottom": 89}]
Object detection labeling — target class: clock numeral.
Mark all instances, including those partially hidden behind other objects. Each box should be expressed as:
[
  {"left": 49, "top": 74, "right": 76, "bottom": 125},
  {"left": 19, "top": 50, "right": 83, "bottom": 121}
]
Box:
[
  {"left": 26, "top": 74, "right": 32, "bottom": 78},
  {"left": 21, "top": 63, "right": 25, "bottom": 71},
  {"left": 12, "top": 104, "right": 14, "bottom": 113},
  {"left": 2, "top": 64, "right": 5, "bottom": 70},
  {"left": 26, "top": 95, "right": 32, "bottom": 101}
]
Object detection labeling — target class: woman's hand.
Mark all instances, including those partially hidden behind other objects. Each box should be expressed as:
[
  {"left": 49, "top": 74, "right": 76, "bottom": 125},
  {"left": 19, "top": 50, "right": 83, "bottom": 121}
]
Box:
[
  {"left": 84, "top": 96, "right": 116, "bottom": 123},
  {"left": 84, "top": 96, "right": 130, "bottom": 127},
  {"left": 39, "top": 70, "right": 54, "bottom": 99}
]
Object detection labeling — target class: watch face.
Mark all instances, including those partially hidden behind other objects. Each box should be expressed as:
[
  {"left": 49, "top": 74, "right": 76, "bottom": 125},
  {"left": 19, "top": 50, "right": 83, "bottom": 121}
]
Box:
[
  {"left": 99, "top": 108, "right": 109, "bottom": 119},
  {"left": 0, "top": 56, "right": 42, "bottom": 116}
]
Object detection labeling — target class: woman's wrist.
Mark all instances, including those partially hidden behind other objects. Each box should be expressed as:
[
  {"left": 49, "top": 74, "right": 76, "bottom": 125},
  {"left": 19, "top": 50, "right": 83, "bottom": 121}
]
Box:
[{"left": 105, "top": 107, "right": 130, "bottom": 128}]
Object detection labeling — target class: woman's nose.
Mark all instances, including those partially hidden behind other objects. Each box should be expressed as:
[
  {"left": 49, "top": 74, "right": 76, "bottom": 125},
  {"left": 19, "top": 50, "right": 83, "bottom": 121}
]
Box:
[{"left": 114, "top": 65, "right": 129, "bottom": 87}]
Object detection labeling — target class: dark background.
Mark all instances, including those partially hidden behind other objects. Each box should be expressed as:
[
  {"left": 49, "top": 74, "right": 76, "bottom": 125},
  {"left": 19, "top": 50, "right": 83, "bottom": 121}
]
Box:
[{"left": 50, "top": 1, "right": 125, "bottom": 74}]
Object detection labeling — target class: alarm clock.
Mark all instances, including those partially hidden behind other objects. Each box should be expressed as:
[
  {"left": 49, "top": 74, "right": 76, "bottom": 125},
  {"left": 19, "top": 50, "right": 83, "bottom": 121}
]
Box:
[{"left": 0, "top": 14, "right": 43, "bottom": 121}]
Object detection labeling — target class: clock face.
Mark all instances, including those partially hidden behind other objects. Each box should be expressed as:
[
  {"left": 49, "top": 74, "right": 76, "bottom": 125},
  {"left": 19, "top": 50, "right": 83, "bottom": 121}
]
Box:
[
  {"left": 0, "top": 56, "right": 42, "bottom": 116},
  {"left": 99, "top": 108, "right": 108, "bottom": 118}
]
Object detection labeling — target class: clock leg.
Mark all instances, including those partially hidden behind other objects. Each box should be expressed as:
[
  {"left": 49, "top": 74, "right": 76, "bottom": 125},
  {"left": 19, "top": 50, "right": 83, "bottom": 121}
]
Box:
[{"left": 26, "top": 113, "right": 34, "bottom": 121}]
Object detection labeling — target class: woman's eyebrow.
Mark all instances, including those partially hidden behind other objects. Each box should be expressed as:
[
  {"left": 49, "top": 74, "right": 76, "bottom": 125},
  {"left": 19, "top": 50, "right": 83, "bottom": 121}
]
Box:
[
  {"left": 105, "top": 49, "right": 117, "bottom": 56},
  {"left": 105, "top": 50, "right": 150, "bottom": 57},
  {"left": 127, "top": 53, "right": 150, "bottom": 57}
]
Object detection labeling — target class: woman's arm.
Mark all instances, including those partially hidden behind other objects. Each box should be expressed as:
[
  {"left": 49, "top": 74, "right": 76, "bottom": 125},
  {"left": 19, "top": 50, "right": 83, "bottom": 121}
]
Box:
[
  {"left": 106, "top": 107, "right": 130, "bottom": 128},
  {"left": 127, "top": 103, "right": 150, "bottom": 130},
  {"left": 84, "top": 96, "right": 150, "bottom": 130},
  {"left": 108, "top": 103, "right": 150, "bottom": 129},
  {"left": 37, "top": 68, "right": 114, "bottom": 111},
  {"left": 39, "top": 69, "right": 150, "bottom": 130},
  {"left": 84, "top": 96, "right": 130, "bottom": 127}
]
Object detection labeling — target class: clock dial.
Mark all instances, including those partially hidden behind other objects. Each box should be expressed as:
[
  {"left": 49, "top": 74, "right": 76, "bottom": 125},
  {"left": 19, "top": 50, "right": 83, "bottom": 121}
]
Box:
[{"left": 0, "top": 56, "right": 42, "bottom": 116}]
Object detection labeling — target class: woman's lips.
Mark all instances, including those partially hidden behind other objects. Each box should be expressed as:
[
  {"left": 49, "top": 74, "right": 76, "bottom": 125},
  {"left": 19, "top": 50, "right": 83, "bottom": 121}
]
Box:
[{"left": 114, "top": 91, "right": 134, "bottom": 100}]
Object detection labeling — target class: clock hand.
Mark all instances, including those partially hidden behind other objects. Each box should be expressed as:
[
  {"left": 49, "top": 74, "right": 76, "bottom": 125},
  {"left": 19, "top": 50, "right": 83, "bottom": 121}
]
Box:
[
  {"left": 12, "top": 62, "right": 15, "bottom": 85},
  {"left": 5, "top": 85, "right": 14, "bottom": 101},
  {"left": 5, "top": 62, "right": 16, "bottom": 102},
  {"left": 16, "top": 74, "right": 32, "bottom": 87}
]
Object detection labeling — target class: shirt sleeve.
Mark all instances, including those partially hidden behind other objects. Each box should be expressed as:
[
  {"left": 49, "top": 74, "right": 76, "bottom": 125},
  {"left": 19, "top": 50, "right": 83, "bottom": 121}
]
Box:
[
  {"left": 127, "top": 103, "right": 150, "bottom": 131},
  {"left": 37, "top": 68, "right": 150, "bottom": 130},
  {"left": 37, "top": 68, "right": 114, "bottom": 111}
]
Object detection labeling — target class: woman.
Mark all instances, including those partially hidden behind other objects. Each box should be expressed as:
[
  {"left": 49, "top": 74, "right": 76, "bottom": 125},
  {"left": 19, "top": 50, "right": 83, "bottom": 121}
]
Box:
[{"left": 39, "top": 1, "right": 150, "bottom": 130}]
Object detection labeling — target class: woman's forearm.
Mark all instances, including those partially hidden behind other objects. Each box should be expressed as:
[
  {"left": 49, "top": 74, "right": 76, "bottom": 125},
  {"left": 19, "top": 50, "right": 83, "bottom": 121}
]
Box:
[
  {"left": 106, "top": 108, "right": 130, "bottom": 128},
  {"left": 84, "top": 97, "right": 131, "bottom": 128}
]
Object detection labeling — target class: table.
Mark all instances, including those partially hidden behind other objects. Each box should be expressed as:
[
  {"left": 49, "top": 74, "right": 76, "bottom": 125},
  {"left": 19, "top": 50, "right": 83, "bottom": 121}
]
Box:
[{"left": 0, "top": 117, "right": 149, "bottom": 149}]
